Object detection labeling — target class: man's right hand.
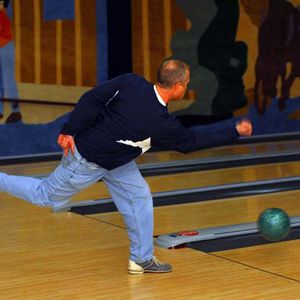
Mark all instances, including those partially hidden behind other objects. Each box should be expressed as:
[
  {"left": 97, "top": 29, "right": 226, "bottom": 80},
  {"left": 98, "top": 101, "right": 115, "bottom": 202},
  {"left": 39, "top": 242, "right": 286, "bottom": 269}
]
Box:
[
  {"left": 57, "top": 134, "right": 75, "bottom": 156},
  {"left": 235, "top": 119, "right": 252, "bottom": 136}
]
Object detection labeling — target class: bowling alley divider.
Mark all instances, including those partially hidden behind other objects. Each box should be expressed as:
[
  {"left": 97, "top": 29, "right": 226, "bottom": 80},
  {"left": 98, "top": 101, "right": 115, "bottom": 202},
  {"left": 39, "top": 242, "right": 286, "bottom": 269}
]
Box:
[{"left": 154, "top": 216, "right": 300, "bottom": 250}]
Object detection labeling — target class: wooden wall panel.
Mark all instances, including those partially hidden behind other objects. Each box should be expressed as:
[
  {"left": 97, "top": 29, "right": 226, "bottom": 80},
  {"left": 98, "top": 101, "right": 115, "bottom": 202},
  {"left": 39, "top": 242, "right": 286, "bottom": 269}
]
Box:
[
  {"left": 131, "top": 0, "right": 145, "bottom": 76},
  {"left": 40, "top": 19, "right": 57, "bottom": 84},
  {"left": 61, "top": 20, "right": 76, "bottom": 86},
  {"left": 131, "top": 0, "right": 187, "bottom": 81},
  {"left": 80, "top": 0, "right": 97, "bottom": 87},
  {"left": 14, "top": 0, "right": 188, "bottom": 88},
  {"left": 148, "top": 0, "right": 165, "bottom": 82},
  {"left": 13, "top": 0, "right": 98, "bottom": 87},
  {"left": 19, "top": 0, "right": 35, "bottom": 83}
]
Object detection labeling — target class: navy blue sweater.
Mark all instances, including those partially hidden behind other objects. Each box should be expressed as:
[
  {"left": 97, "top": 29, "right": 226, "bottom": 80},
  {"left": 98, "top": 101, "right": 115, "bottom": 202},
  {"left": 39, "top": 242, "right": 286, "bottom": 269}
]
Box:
[{"left": 61, "top": 73, "right": 239, "bottom": 170}]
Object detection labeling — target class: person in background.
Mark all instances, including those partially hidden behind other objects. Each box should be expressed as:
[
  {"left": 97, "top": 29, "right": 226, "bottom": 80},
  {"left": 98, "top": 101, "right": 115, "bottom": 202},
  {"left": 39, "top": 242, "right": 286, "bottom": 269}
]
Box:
[{"left": 0, "top": 0, "right": 21, "bottom": 123}]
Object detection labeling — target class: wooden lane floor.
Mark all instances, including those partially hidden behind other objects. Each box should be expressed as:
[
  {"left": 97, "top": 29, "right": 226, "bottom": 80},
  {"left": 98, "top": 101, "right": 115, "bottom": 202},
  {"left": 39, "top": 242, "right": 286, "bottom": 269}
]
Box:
[
  {"left": 2, "top": 139, "right": 300, "bottom": 177},
  {"left": 40, "top": 160, "right": 300, "bottom": 202},
  {"left": 89, "top": 189, "right": 300, "bottom": 235},
  {"left": 1, "top": 139, "right": 299, "bottom": 204},
  {"left": 213, "top": 239, "right": 300, "bottom": 285},
  {"left": 88, "top": 190, "right": 300, "bottom": 296},
  {"left": 201, "top": 192, "right": 300, "bottom": 288},
  {"left": 2, "top": 160, "right": 300, "bottom": 204},
  {"left": 137, "top": 139, "right": 300, "bottom": 164},
  {"left": 2, "top": 193, "right": 300, "bottom": 298}
]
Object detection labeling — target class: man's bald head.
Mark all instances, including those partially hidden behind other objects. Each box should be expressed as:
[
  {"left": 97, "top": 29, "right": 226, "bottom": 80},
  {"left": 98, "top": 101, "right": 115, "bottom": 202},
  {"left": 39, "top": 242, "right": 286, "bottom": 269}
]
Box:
[{"left": 157, "top": 59, "right": 189, "bottom": 89}]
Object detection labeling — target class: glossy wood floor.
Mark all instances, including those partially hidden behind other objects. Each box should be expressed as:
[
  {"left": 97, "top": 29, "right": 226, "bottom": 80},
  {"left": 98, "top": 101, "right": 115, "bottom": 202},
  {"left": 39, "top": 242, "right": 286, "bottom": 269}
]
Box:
[
  {"left": 2, "top": 151, "right": 300, "bottom": 298},
  {"left": 4, "top": 139, "right": 300, "bottom": 176},
  {"left": 3, "top": 139, "right": 300, "bottom": 204}
]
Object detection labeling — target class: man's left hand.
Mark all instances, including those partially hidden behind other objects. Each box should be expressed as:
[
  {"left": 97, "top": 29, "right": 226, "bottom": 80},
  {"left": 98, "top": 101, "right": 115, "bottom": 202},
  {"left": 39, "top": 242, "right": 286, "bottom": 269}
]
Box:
[{"left": 57, "top": 134, "right": 75, "bottom": 156}]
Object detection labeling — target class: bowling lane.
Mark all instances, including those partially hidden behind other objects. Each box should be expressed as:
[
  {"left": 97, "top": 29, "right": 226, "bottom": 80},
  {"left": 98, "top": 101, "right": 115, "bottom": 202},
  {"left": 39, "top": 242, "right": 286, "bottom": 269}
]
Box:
[
  {"left": 2, "top": 193, "right": 300, "bottom": 299},
  {"left": 3, "top": 158, "right": 300, "bottom": 204},
  {"left": 90, "top": 189, "right": 300, "bottom": 235},
  {"left": 90, "top": 190, "right": 300, "bottom": 282},
  {"left": 0, "top": 161, "right": 58, "bottom": 177},
  {"left": 67, "top": 159, "right": 300, "bottom": 202},
  {"left": 158, "top": 190, "right": 300, "bottom": 283},
  {"left": 137, "top": 139, "right": 300, "bottom": 165},
  {"left": 64, "top": 160, "right": 300, "bottom": 202},
  {"left": 211, "top": 239, "right": 300, "bottom": 283},
  {"left": 2, "top": 139, "right": 300, "bottom": 177}
]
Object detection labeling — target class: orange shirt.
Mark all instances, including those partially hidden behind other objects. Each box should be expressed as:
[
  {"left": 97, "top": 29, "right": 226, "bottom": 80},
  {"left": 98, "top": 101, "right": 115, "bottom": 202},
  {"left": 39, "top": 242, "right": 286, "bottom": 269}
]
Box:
[{"left": 0, "top": 9, "right": 12, "bottom": 47}]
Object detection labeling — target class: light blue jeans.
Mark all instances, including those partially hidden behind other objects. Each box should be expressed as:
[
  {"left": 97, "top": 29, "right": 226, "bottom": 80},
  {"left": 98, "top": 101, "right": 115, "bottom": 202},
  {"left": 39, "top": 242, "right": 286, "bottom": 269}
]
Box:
[{"left": 0, "top": 148, "right": 154, "bottom": 262}]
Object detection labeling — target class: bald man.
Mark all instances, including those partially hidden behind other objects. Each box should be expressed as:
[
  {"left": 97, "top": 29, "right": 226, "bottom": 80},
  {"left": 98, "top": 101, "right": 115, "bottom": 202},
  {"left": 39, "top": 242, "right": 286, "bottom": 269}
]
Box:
[{"left": 0, "top": 59, "right": 252, "bottom": 274}]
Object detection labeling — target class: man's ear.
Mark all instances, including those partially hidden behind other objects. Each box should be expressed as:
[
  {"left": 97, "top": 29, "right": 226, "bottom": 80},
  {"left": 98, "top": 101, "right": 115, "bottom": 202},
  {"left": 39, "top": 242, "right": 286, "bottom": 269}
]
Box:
[
  {"left": 171, "top": 83, "right": 179, "bottom": 95},
  {"left": 174, "top": 82, "right": 182, "bottom": 91}
]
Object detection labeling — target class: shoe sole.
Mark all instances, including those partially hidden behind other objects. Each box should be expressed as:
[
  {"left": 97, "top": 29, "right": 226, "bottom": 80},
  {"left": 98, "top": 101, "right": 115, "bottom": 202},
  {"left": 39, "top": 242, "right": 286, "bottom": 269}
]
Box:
[{"left": 128, "top": 269, "right": 172, "bottom": 275}]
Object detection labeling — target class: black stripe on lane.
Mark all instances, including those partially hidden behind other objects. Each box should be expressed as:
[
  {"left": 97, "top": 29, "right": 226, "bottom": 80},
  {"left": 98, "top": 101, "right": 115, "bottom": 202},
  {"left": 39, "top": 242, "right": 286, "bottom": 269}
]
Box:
[
  {"left": 69, "top": 176, "right": 300, "bottom": 215},
  {"left": 188, "top": 225, "right": 300, "bottom": 253}
]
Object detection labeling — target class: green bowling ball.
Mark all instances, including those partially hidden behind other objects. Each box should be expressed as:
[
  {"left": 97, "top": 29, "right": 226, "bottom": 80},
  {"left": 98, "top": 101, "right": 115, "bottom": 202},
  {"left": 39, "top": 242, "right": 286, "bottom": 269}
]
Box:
[{"left": 257, "top": 208, "right": 290, "bottom": 242}]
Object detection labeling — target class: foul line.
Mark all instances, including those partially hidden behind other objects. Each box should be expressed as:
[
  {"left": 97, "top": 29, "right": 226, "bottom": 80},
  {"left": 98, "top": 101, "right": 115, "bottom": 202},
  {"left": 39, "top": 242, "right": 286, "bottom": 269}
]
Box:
[
  {"left": 84, "top": 214, "right": 126, "bottom": 231},
  {"left": 208, "top": 252, "right": 300, "bottom": 284}
]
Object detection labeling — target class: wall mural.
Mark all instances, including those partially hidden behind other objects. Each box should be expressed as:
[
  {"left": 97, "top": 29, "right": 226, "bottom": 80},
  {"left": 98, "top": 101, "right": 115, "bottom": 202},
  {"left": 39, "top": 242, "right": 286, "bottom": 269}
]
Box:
[
  {"left": 169, "top": 0, "right": 300, "bottom": 133},
  {"left": 0, "top": 0, "right": 300, "bottom": 157},
  {"left": 253, "top": 0, "right": 300, "bottom": 114},
  {"left": 170, "top": 0, "right": 247, "bottom": 116}
]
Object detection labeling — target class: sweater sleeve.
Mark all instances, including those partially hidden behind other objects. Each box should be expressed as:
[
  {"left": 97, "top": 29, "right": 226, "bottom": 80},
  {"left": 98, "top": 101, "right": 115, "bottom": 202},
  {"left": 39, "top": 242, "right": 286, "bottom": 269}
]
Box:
[
  {"left": 60, "top": 74, "right": 129, "bottom": 136},
  {"left": 152, "top": 116, "right": 239, "bottom": 153}
]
